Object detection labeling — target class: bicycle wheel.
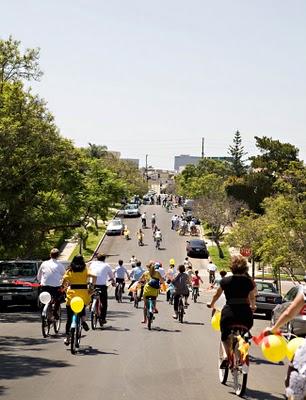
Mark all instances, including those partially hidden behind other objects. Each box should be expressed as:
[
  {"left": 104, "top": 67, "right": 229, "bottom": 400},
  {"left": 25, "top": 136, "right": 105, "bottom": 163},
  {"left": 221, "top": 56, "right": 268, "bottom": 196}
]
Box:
[
  {"left": 147, "top": 299, "right": 153, "bottom": 330},
  {"left": 193, "top": 289, "right": 198, "bottom": 303},
  {"left": 178, "top": 298, "right": 184, "bottom": 323},
  {"left": 134, "top": 295, "right": 138, "bottom": 308},
  {"left": 76, "top": 324, "right": 82, "bottom": 349},
  {"left": 41, "top": 315, "right": 50, "bottom": 338},
  {"left": 70, "top": 327, "right": 77, "bottom": 354},
  {"left": 232, "top": 347, "right": 248, "bottom": 397},
  {"left": 218, "top": 342, "right": 229, "bottom": 384},
  {"left": 91, "top": 299, "right": 98, "bottom": 330},
  {"left": 147, "top": 312, "right": 153, "bottom": 330},
  {"left": 53, "top": 305, "right": 61, "bottom": 334},
  {"left": 117, "top": 284, "right": 123, "bottom": 303}
]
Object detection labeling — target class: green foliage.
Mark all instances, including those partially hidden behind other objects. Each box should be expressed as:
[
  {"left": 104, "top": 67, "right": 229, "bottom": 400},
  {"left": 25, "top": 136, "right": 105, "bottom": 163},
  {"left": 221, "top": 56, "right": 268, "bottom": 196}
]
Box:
[
  {"left": 228, "top": 130, "right": 247, "bottom": 177},
  {"left": 208, "top": 245, "right": 231, "bottom": 271},
  {"left": 69, "top": 225, "right": 105, "bottom": 262}
]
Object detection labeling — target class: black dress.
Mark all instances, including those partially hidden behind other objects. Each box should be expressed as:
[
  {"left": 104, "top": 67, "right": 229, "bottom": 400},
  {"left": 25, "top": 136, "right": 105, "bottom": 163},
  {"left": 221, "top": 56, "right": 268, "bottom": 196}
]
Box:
[{"left": 220, "top": 275, "right": 254, "bottom": 341}]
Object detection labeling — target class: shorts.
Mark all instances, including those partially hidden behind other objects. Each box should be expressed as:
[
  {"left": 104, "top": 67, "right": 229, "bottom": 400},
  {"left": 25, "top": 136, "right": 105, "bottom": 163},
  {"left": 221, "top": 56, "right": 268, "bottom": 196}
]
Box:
[{"left": 220, "top": 304, "right": 253, "bottom": 342}]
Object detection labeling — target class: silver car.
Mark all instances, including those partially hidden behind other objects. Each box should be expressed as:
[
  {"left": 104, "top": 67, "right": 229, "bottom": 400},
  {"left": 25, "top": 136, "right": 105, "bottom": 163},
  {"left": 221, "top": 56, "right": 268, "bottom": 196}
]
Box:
[
  {"left": 271, "top": 286, "right": 306, "bottom": 338},
  {"left": 255, "top": 280, "right": 282, "bottom": 318},
  {"left": 106, "top": 218, "right": 124, "bottom": 235},
  {"left": 123, "top": 204, "right": 140, "bottom": 218}
]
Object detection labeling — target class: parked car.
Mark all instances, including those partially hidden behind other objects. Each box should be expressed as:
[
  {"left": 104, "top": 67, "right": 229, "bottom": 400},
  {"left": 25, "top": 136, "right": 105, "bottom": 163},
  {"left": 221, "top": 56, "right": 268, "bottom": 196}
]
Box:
[
  {"left": 0, "top": 260, "right": 42, "bottom": 309},
  {"left": 106, "top": 218, "right": 124, "bottom": 235},
  {"left": 184, "top": 210, "right": 200, "bottom": 224},
  {"left": 183, "top": 199, "right": 194, "bottom": 212},
  {"left": 123, "top": 203, "right": 140, "bottom": 218},
  {"left": 271, "top": 285, "right": 306, "bottom": 338},
  {"left": 254, "top": 280, "right": 282, "bottom": 318},
  {"left": 186, "top": 239, "right": 209, "bottom": 259}
]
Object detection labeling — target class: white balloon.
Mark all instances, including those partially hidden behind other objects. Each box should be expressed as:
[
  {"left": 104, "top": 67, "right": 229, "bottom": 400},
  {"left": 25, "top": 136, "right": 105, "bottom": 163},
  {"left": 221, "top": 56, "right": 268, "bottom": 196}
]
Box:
[{"left": 39, "top": 291, "right": 51, "bottom": 305}]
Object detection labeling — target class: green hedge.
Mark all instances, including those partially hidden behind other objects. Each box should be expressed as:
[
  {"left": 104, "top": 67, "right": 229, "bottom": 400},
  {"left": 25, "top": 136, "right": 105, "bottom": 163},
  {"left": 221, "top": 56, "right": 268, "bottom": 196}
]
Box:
[{"left": 208, "top": 245, "right": 231, "bottom": 271}]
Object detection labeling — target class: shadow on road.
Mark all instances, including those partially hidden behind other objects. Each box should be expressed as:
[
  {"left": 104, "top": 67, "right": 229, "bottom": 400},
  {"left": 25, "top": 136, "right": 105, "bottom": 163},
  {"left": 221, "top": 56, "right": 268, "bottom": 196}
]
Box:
[
  {"left": 0, "top": 336, "right": 51, "bottom": 351},
  {"left": 107, "top": 310, "right": 133, "bottom": 318},
  {"left": 77, "top": 346, "right": 119, "bottom": 356},
  {"left": 100, "top": 326, "right": 130, "bottom": 332},
  {"left": 0, "top": 353, "right": 70, "bottom": 381},
  {"left": 183, "top": 321, "right": 205, "bottom": 326},
  {"left": 152, "top": 327, "right": 181, "bottom": 333},
  {"left": 0, "top": 308, "right": 41, "bottom": 324},
  {"left": 245, "top": 388, "right": 284, "bottom": 399},
  {"left": 249, "top": 355, "right": 285, "bottom": 366}
]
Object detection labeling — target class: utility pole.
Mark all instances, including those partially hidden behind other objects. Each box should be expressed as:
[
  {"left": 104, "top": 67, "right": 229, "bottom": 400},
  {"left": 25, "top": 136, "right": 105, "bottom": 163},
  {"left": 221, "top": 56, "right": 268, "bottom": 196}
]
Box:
[
  {"left": 201, "top": 137, "right": 205, "bottom": 158},
  {"left": 145, "top": 154, "right": 148, "bottom": 182}
]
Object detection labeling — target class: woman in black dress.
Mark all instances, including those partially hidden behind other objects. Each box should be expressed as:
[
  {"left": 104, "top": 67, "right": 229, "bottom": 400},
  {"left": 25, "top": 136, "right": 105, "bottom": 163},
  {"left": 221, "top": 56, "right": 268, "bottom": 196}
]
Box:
[{"left": 207, "top": 256, "right": 256, "bottom": 366}]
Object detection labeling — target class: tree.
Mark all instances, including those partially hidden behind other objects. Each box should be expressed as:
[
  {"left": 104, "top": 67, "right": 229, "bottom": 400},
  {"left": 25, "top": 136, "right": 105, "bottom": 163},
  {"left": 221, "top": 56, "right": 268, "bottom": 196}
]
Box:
[
  {"left": 0, "top": 36, "right": 42, "bottom": 93},
  {"left": 228, "top": 130, "right": 247, "bottom": 177},
  {"left": 250, "top": 136, "right": 299, "bottom": 176}
]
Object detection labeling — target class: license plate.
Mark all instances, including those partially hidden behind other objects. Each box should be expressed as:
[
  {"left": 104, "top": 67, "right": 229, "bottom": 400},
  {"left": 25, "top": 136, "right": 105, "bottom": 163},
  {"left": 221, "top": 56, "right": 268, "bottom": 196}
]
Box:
[
  {"left": 195, "top": 248, "right": 200, "bottom": 251},
  {"left": 256, "top": 296, "right": 265, "bottom": 302},
  {"left": 2, "top": 294, "right": 12, "bottom": 301}
]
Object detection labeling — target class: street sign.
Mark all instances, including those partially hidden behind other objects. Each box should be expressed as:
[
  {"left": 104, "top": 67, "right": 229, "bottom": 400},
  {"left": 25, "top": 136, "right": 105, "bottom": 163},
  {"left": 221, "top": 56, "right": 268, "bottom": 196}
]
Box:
[{"left": 240, "top": 247, "right": 252, "bottom": 257}]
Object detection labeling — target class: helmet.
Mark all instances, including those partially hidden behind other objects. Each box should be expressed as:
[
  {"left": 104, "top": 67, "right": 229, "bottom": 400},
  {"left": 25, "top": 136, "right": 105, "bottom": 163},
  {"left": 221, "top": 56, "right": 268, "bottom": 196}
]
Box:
[
  {"left": 154, "top": 262, "right": 161, "bottom": 269},
  {"left": 169, "top": 258, "right": 175, "bottom": 266}
]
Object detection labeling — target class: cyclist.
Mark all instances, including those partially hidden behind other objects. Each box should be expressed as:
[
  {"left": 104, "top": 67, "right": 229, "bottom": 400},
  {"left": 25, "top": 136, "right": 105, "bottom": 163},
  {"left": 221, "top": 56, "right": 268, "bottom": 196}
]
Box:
[
  {"left": 114, "top": 260, "right": 130, "bottom": 299},
  {"left": 207, "top": 256, "right": 256, "bottom": 368},
  {"left": 62, "top": 255, "right": 96, "bottom": 345},
  {"left": 267, "top": 281, "right": 306, "bottom": 399},
  {"left": 207, "top": 260, "right": 218, "bottom": 285},
  {"left": 139, "top": 261, "right": 164, "bottom": 323},
  {"left": 191, "top": 270, "right": 203, "bottom": 299},
  {"left": 155, "top": 261, "right": 165, "bottom": 279},
  {"left": 123, "top": 225, "right": 130, "bottom": 240},
  {"left": 166, "top": 260, "right": 177, "bottom": 302},
  {"left": 136, "top": 229, "right": 144, "bottom": 246},
  {"left": 154, "top": 228, "right": 162, "bottom": 248},
  {"left": 129, "top": 255, "right": 138, "bottom": 267},
  {"left": 184, "top": 257, "right": 193, "bottom": 270},
  {"left": 172, "top": 264, "right": 190, "bottom": 318},
  {"left": 37, "top": 248, "right": 66, "bottom": 319},
  {"left": 151, "top": 213, "right": 156, "bottom": 230},
  {"left": 141, "top": 212, "right": 147, "bottom": 228},
  {"left": 88, "top": 253, "right": 115, "bottom": 325},
  {"left": 128, "top": 261, "right": 145, "bottom": 301}
]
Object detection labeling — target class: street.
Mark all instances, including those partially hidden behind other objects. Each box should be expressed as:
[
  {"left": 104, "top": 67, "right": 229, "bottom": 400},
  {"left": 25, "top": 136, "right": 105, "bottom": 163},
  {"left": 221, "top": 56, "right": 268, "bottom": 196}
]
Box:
[{"left": 0, "top": 205, "right": 286, "bottom": 400}]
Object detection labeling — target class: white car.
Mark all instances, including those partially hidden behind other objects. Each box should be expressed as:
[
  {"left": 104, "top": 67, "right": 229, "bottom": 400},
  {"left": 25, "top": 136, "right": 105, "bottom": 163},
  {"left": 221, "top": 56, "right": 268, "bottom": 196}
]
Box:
[
  {"left": 106, "top": 218, "right": 124, "bottom": 235},
  {"left": 123, "top": 204, "right": 140, "bottom": 217}
]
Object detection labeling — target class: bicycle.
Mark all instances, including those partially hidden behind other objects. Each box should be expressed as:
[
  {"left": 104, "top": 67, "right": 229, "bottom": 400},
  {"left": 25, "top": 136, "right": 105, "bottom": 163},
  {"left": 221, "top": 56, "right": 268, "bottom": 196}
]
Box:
[
  {"left": 90, "top": 289, "right": 103, "bottom": 330},
  {"left": 146, "top": 297, "right": 156, "bottom": 330},
  {"left": 209, "top": 271, "right": 216, "bottom": 285},
  {"left": 133, "top": 284, "right": 142, "bottom": 308},
  {"left": 70, "top": 311, "right": 83, "bottom": 355},
  {"left": 177, "top": 294, "right": 185, "bottom": 323},
  {"left": 218, "top": 325, "right": 251, "bottom": 397},
  {"left": 116, "top": 281, "right": 124, "bottom": 303},
  {"left": 155, "top": 238, "right": 161, "bottom": 249},
  {"left": 41, "top": 294, "right": 61, "bottom": 338},
  {"left": 192, "top": 287, "right": 199, "bottom": 303}
]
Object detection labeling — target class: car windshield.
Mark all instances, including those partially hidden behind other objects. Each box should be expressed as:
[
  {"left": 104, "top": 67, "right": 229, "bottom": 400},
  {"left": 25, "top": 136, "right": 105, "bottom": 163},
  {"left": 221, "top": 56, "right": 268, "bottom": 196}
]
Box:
[
  {"left": 112, "top": 220, "right": 121, "bottom": 226},
  {"left": 0, "top": 263, "right": 37, "bottom": 278},
  {"left": 256, "top": 282, "right": 276, "bottom": 293},
  {"left": 190, "top": 240, "right": 204, "bottom": 247},
  {"left": 126, "top": 204, "right": 137, "bottom": 209}
]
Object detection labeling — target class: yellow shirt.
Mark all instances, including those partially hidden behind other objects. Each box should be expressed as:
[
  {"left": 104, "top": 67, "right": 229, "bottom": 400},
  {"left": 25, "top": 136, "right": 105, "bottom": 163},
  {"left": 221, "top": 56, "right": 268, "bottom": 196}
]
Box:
[
  {"left": 63, "top": 267, "right": 91, "bottom": 306},
  {"left": 143, "top": 270, "right": 162, "bottom": 298}
]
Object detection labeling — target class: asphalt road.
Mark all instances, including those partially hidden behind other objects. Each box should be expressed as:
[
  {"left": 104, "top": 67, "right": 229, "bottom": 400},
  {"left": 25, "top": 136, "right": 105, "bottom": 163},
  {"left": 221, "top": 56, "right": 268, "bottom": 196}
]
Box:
[{"left": 0, "top": 205, "right": 287, "bottom": 400}]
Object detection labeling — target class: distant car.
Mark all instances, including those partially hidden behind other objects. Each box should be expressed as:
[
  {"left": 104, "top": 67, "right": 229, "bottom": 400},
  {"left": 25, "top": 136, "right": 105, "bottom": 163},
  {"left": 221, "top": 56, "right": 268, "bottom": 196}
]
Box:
[
  {"left": 183, "top": 199, "right": 194, "bottom": 212},
  {"left": 0, "top": 260, "right": 42, "bottom": 309},
  {"left": 106, "top": 218, "right": 124, "bottom": 235},
  {"left": 184, "top": 210, "right": 200, "bottom": 225},
  {"left": 186, "top": 239, "right": 209, "bottom": 258},
  {"left": 271, "top": 285, "right": 306, "bottom": 338},
  {"left": 123, "top": 204, "right": 140, "bottom": 217},
  {"left": 254, "top": 280, "right": 282, "bottom": 318}
]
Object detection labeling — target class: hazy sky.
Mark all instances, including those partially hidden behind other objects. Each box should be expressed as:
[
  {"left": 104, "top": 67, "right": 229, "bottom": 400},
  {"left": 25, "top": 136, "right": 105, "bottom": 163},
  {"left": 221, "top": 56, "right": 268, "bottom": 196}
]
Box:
[{"left": 2, "top": 1, "right": 306, "bottom": 169}]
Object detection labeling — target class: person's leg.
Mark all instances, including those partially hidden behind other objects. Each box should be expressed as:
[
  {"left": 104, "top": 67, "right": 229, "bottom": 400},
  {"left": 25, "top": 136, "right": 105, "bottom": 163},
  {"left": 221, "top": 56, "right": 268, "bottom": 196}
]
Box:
[
  {"left": 184, "top": 292, "right": 189, "bottom": 306},
  {"left": 100, "top": 286, "right": 108, "bottom": 322},
  {"left": 142, "top": 296, "right": 147, "bottom": 323},
  {"left": 65, "top": 305, "right": 73, "bottom": 344},
  {"left": 173, "top": 294, "right": 179, "bottom": 318}
]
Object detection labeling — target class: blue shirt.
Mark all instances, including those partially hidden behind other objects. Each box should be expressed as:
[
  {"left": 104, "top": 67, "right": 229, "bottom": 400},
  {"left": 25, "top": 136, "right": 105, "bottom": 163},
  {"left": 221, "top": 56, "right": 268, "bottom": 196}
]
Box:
[{"left": 130, "top": 266, "right": 144, "bottom": 281}]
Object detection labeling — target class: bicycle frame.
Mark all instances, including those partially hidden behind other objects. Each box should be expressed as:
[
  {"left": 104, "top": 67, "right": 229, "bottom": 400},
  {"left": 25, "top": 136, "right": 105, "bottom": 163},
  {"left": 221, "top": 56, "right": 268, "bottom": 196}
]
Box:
[
  {"left": 90, "top": 290, "right": 103, "bottom": 329},
  {"left": 70, "top": 312, "right": 82, "bottom": 355},
  {"left": 146, "top": 297, "right": 155, "bottom": 330},
  {"left": 41, "top": 297, "right": 61, "bottom": 338}
]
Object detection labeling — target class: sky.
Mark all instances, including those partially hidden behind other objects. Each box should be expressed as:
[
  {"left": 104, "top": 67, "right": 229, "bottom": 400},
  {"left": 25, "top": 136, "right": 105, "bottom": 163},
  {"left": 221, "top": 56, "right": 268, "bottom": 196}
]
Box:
[{"left": 1, "top": 0, "right": 306, "bottom": 170}]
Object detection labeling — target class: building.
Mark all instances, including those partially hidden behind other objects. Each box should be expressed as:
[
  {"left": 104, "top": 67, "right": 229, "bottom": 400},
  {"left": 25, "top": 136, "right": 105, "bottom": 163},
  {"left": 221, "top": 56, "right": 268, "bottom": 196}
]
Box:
[
  {"left": 121, "top": 158, "right": 140, "bottom": 168},
  {"left": 174, "top": 155, "right": 201, "bottom": 171}
]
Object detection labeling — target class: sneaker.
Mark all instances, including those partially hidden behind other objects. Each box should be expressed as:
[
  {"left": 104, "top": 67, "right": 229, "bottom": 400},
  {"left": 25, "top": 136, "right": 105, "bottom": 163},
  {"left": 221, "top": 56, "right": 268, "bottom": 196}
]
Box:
[
  {"left": 82, "top": 321, "right": 90, "bottom": 331},
  {"left": 141, "top": 319, "right": 147, "bottom": 324},
  {"left": 64, "top": 336, "right": 70, "bottom": 346},
  {"left": 172, "top": 314, "right": 178, "bottom": 319}
]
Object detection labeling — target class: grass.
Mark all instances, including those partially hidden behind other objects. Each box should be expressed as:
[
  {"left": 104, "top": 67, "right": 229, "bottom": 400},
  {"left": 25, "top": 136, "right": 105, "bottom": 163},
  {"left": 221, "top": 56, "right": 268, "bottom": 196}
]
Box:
[
  {"left": 69, "top": 226, "right": 106, "bottom": 262},
  {"left": 208, "top": 244, "right": 231, "bottom": 271}
]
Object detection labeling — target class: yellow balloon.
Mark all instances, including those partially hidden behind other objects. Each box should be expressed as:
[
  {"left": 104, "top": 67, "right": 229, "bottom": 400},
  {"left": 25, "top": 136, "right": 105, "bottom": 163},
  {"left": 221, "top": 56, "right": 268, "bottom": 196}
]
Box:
[
  {"left": 211, "top": 310, "right": 221, "bottom": 331},
  {"left": 70, "top": 296, "right": 84, "bottom": 314},
  {"left": 286, "top": 337, "right": 305, "bottom": 361},
  {"left": 261, "top": 335, "right": 287, "bottom": 363}
]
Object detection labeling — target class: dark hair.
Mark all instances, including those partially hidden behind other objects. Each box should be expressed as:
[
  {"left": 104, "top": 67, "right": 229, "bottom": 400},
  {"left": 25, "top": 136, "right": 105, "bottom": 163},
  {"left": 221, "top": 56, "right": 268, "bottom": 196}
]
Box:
[
  {"left": 230, "top": 256, "right": 248, "bottom": 274},
  {"left": 220, "top": 270, "right": 227, "bottom": 278},
  {"left": 70, "top": 255, "right": 86, "bottom": 272},
  {"left": 195, "top": 270, "right": 199, "bottom": 275},
  {"left": 136, "top": 261, "right": 141, "bottom": 267},
  {"left": 118, "top": 260, "right": 123, "bottom": 266},
  {"left": 97, "top": 253, "right": 106, "bottom": 262},
  {"left": 178, "top": 264, "right": 185, "bottom": 273},
  {"left": 50, "top": 248, "right": 60, "bottom": 259}
]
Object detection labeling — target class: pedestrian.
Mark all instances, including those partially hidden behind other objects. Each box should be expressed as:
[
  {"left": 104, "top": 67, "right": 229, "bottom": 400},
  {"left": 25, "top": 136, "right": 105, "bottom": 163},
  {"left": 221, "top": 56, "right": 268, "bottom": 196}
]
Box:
[
  {"left": 207, "top": 260, "right": 218, "bottom": 285},
  {"left": 171, "top": 214, "right": 177, "bottom": 230}
]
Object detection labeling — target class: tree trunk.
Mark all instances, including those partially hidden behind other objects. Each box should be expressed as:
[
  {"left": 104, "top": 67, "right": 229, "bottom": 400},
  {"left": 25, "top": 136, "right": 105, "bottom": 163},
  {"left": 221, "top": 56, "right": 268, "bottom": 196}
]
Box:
[{"left": 214, "top": 239, "right": 224, "bottom": 259}]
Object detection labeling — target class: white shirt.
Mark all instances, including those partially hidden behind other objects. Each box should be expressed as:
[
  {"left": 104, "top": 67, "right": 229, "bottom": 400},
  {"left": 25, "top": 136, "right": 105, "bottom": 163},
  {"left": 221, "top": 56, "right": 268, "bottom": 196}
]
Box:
[
  {"left": 158, "top": 267, "right": 166, "bottom": 279},
  {"left": 114, "top": 265, "right": 129, "bottom": 279},
  {"left": 141, "top": 213, "right": 146, "bottom": 219},
  {"left": 37, "top": 258, "right": 66, "bottom": 287},
  {"left": 155, "top": 231, "right": 162, "bottom": 239},
  {"left": 89, "top": 261, "right": 114, "bottom": 285},
  {"left": 207, "top": 263, "right": 217, "bottom": 272}
]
